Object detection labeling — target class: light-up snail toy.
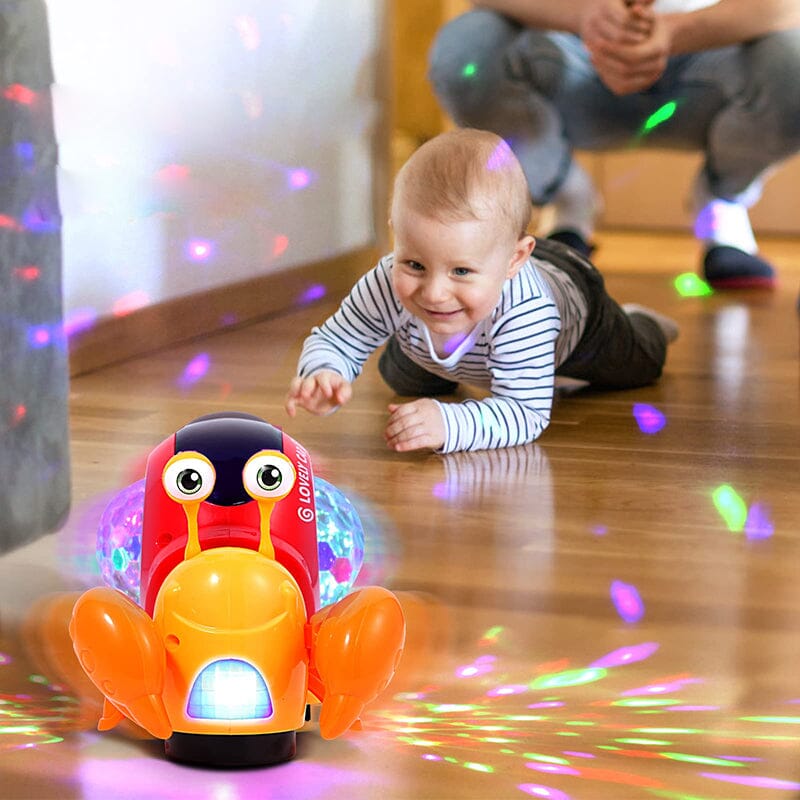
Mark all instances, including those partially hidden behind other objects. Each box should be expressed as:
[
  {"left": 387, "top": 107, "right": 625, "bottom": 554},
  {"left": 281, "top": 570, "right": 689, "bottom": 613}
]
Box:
[{"left": 69, "top": 412, "right": 405, "bottom": 767}]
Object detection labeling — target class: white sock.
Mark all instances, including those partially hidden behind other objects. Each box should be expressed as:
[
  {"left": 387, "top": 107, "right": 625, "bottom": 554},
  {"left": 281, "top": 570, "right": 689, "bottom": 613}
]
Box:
[
  {"left": 548, "top": 161, "right": 601, "bottom": 242},
  {"left": 691, "top": 177, "right": 758, "bottom": 254}
]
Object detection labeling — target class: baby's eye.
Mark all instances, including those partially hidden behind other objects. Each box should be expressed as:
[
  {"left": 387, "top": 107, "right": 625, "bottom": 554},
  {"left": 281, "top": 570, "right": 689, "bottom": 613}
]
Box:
[
  {"left": 406, "top": 260, "right": 425, "bottom": 271},
  {"left": 452, "top": 266, "right": 472, "bottom": 277}
]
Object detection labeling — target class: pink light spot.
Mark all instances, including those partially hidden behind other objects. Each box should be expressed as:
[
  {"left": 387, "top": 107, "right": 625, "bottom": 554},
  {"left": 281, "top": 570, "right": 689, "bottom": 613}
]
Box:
[
  {"left": 64, "top": 308, "right": 98, "bottom": 339},
  {"left": 234, "top": 15, "right": 261, "bottom": 51},
  {"left": 610, "top": 580, "right": 645, "bottom": 623},
  {"left": 486, "top": 140, "right": 513, "bottom": 171},
  {"left": 590, "top": 642, "right": 659, "bottom": 669},
  {"left": 113, "top": 291, "right": 150, "bottom": 317},
  {"left": 12, "top": 405, "right": 27, "bottom": 425},
  {"left": 331, "top": 557, "right": 353, "bottom": 584},
  {"left": 288, "top": 169, "right": 312, "bottom": 190},
  {"left": 0, "top": 214, "right": 21, "bottom": 230},
  {"left": 178, "top": 353, "right": 210, "bottom": 388},
  {"left": 745, "top": 502, "right": 774, "bottom": 540},
  {"left": 186, "top": 239, "right": 214, "bottom": 262},
  {"left": 272, "top": 235, "right": 289, "bottom": 258},
  {"left": 487, "top": 684, "right": 528, "bottom": 698},
  {"left": 519, "top": 784, "right": 572, "bottom": 799},
  {"left": 156, "top": 163, "right": 190, "bottom": 182},
  {"left": 633, "top": 403, "right": 666, "bottom": 434}
]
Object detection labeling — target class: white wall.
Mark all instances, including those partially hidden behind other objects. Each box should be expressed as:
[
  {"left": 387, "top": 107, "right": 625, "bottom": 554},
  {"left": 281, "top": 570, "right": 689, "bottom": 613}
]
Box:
[{"left": 47, "top": 0, "right": 385, "bottom": 325}]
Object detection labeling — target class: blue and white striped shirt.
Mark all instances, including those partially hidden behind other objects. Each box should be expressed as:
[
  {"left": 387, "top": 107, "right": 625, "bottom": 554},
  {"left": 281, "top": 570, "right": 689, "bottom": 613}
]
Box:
[{"left": 297, "top": 253, "right": 587, "bottom": 453}]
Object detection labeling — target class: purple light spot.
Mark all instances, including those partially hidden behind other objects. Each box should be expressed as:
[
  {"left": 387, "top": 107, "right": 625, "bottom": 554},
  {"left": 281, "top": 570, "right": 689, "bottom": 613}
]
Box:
[
  {"left": 591, "top": 525, "right": 608, "bottom": 536},
  {"left": 610, "top": 580, "right": 645, "bottom": 623},
  {"left": 701, "top": 773, "right": 800, "bottom": 790},
  {"left": 745, "top": 502, "right": 774, "bottom": 540},
  {"left": 590, "top": 642, "right": 659, "bottom": 669},
  {"left": 526, "top": 763, "right": 580, "bottom": 776},
  {"left": 220, "top": 312, "right": 239, "bottom": 327},
  {"left": 422, "top": 753, "right": 443, "bottom": 761},
  {"left": 633, "top": 403, "right": 666, "bottom": 434},
  {"left": 562, "top": 751, "right": 595, "bottom": 759},
  {"left": 0, "top": 652, "right": 11, "bottom": 665},
  {"left": 442, "top": 332, "right": 467, "bottom": 355},
  {"left": 527, "top": 701, "right": 565, "bottom": 709},
  {"left": 622, "top": 677, "right": 703, "bottom": 696},
  {"left": 288, "top": 169, "right": 312, "bottom": 190},
  {"left": 27, "top": 325, "right": 51, "bottom": 348},
  {"left": 668, "top": 704, "right": 719, "bottom": 712},
  {"left": 518, "top": 784, "right": 572, "bottom": 799},
  {"left": 486, "top": 139, "right": 513, "bottom": 171},
  {"left": 185, "top": 238, "right": 214, "bottom": 262},
  {"left": 64, "top": 308, "right": 98, "bottom": 339},
  {"left": 432, "top": 482, "right": 457, "bottom": 500},
  {"left": 178, "top": 353, "right": 210, "bottom": 388},
  {"left": 298, "top": 284, "right": 327, "bottom": 305},
  {"left": 487, "top": 684, "right": 528, "bottom": 698}
]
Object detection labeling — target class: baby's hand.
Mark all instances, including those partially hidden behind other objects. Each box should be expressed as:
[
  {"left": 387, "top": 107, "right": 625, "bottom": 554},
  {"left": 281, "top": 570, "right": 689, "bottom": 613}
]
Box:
[
  {"left": 384, "top": 399, "right": 445, "bottom": 452},
  {"left": 285, "top": 370, "right": 352, "bottom": 417}
]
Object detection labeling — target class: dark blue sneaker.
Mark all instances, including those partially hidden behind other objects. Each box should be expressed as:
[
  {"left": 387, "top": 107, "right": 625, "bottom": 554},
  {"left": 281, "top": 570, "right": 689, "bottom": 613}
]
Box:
[{"left": 703, "top": 246, "right": 776, "bottom": 289}]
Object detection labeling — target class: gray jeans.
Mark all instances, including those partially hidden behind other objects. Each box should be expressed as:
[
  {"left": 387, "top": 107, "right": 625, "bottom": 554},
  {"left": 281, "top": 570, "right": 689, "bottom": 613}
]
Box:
[
  {"left": 429, "top": 10, "right": 800, "bottom": 205},
  {"left": 378, "top": 238, "right": 666, "bottom": 397}
]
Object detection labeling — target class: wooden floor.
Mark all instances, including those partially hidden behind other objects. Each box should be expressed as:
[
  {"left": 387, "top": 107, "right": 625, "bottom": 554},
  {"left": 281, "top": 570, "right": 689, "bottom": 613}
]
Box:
[{"left": 2, "top": 232, "right": 800, "bottom": 799}]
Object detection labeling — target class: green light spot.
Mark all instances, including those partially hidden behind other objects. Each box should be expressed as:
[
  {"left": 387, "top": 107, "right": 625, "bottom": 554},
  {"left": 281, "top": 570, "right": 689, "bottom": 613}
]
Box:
[
  {"left": 29, "top": 674, "right": 48, "bottom": 684},
  {"left": 565, "top": 720, "right": 595, "bottom": 727},
  {"left": 0, "top": 725, "right": 39, "bottom": 734},
  {"left": 530, "top": 667, "right": 606, "bottom": 690},
  {"left": 463, "top": 762, "right": 493, "bottom": 773},
  {"left": 481, "top": 625, "right": 504, "bottom": 640},
  {"left": 555, "top": 731, "right": 580, "bottom": 737},
  {"left": 598, "top": 745, "right": 621, "bottom": 751},
  {"left": 661, "top": 752, "right": 745, "bottom": 767},
  {"left": 649, "top": 790, "right": 719, "bottom": 800},
  {"left": 643, "top": 101, "right": 678, "bottom": 132},
  {"left": 741, "top": 716, "right": 800, "bottom": 724},
  {"left": 522, "top": 753, "right": 570, "bottom": 765},
  {"left": 462, "top": 62, "right": 477, "bottom": 78},
  {"left": 507, "top": 715, "right": 547, "bottom": 722},
  {"left": 444, "top": 756, "right": 459, "bottom": 764},
  {"left": 634, "top": 727, "right": 703, "bottom": 734},
  {"left": 430, "top": 704, "right": 478, "bottom": 713},
  {"left": 613, "top": 698, "right": 680, "bottom": 707},
  {"left": 615, "top": 738, "right": 672, "bottom": 746},
  {"left": 674, "top": 272, "right": 713, "bottom": 297},
  {"left": 712, "top": 484, "right": 748, "bottom": 532}
]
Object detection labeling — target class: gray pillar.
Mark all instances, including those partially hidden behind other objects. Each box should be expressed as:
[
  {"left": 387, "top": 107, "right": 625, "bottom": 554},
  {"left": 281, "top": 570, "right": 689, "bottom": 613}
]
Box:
[{"left": 0, "top": 1, "right": 70, "bottom": 553}]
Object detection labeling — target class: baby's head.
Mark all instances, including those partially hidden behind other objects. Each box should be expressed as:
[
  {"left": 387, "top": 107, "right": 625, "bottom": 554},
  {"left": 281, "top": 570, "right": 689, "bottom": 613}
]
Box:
[
  {"left": 389, "top": 130, "right": 535, "bottom": 340},
  {"left": 391, "top": 128, "right": 531, "bottom": 245}
]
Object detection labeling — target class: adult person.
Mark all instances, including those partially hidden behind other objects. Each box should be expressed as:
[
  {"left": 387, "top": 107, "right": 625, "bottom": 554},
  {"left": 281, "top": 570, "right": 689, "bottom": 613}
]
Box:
[{"left": 428, "top": 0, "right": 800, "bottom": 288}]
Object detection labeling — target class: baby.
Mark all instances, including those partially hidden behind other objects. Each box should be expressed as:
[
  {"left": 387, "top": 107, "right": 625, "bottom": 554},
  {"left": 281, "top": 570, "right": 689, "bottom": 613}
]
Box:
[{"left": 285, "top": 128, "right": 677, "bottom": 453}]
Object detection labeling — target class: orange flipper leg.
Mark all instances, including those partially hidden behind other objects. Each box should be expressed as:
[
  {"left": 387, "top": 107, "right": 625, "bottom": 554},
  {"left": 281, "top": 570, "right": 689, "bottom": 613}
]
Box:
[
  {"left": 310, "top": 586, "right": 405, "bottom": 739},
  {"left": 69, "top": 587, "right": 173, "bottom": 739}
]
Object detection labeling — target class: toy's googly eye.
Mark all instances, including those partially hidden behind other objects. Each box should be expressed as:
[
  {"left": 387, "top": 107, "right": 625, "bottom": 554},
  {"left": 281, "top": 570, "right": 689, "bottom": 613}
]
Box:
[
  {"left": 243, "top": 451, "right": 296, "bottom": 501},
  {"left": 163, "top": 452, "right": 216, "bottom": 503}
]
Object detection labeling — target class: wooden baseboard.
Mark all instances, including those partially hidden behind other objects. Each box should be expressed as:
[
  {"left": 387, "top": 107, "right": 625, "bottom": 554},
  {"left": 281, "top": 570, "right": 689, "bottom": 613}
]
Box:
[{"left": 67, "top": 246, "right": 379, "bottom": 377}]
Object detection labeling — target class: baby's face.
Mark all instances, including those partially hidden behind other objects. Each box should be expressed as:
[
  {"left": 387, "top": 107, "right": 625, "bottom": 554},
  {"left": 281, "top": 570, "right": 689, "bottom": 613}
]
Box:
[{"left": 390, "top": 205, "right": 531, "bottom": 343}]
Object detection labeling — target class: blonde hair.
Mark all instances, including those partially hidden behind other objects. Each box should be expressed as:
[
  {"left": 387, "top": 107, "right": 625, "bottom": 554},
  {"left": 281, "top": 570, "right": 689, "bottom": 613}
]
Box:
[{"left": 391, "top": 128, "right": 531, "bottom": 239}]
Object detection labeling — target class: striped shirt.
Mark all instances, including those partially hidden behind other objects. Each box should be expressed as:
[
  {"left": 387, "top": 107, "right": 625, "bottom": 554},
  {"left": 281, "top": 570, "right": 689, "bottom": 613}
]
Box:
[{"left": 297, "top": 253, "right": 588, "bottom": 453}]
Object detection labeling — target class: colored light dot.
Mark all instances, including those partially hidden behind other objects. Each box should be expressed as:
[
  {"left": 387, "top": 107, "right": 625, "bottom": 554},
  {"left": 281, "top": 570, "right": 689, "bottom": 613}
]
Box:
[
  {"left": 745, "top": 502, "right": 774, "bottom": 540},
  {"left": 28, "top": 326, "right": 51, "bottom": 348},
  {"left": 462, "top": 62, "right": 477, "bottom": 77},
  {"left": 186, "top": 239, "right": 214, "bottom": 262},
  {"left": 643, "top": 101, "right": 678, "bottom": 132},
  {"left": 288, "top": 169, "right": 311, "bottom": 189},
  {"left": 712, "top": 484, "right": 748, "bottom": 532},
  {"left": 674, "top": 272, "right": 713, "bottom": 297},
  {"left": 610, "top": 579, "right": 645, "bottom": 623},
  {"left": 331, "top": 557, "right": 352, "bottom": 584},
  {"left": 272, "top": 234, "right": 289, "bottom": 257},
  {"left": 633, "top": 403, "right": 666, "bottom": 434},
  {"left": 530, "top": 668, "right": 606, "bottom": 691}
]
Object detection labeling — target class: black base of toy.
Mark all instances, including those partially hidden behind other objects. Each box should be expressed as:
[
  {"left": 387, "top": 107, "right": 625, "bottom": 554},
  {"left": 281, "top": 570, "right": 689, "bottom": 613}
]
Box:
[{"left": 165, "top": 730, "right": 297, "bottom": 767}]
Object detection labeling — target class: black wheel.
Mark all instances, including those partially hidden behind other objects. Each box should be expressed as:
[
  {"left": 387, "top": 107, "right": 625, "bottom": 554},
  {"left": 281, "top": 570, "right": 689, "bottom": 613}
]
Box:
[{"left": 164, "top": 730, "right": 296, "bottom": 767}]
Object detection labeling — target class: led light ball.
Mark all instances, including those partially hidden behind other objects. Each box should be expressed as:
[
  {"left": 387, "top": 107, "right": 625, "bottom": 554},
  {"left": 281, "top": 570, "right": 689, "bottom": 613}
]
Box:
[
  {"left": 96, "top": 478, "right": 145, "bottom": 604},
  {"left": 314, "top": 477, "right": 364, "bottom": 607}
]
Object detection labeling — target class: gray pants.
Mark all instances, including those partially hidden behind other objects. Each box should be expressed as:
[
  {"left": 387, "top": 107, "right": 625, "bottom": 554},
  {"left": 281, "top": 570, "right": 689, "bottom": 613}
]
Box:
[
  {"left": 378, "top": 238, "right": 666, "bottom": 397},
  {"left": 428, "top": 10, "right": 800, "bottom": 206}
]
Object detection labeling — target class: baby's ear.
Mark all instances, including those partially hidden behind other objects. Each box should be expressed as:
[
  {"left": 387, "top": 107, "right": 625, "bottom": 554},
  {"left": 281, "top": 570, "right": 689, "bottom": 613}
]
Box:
[{"left": 507, "top": 235, "right": 535, "bottom": 279}]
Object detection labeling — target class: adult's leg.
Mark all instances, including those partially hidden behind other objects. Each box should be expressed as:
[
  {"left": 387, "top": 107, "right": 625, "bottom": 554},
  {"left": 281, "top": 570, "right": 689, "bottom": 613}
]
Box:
[{"left": 378, "top": 336, "right": 458, "bottom": 397}]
